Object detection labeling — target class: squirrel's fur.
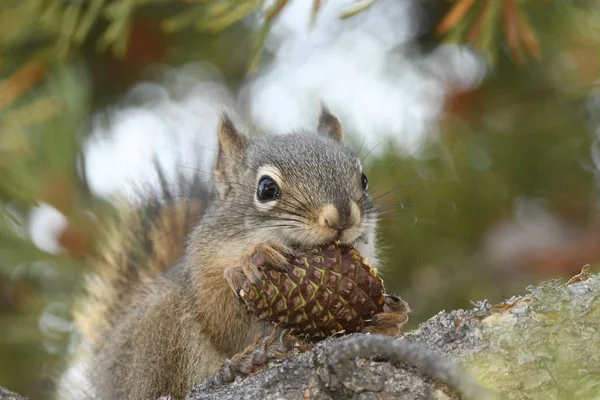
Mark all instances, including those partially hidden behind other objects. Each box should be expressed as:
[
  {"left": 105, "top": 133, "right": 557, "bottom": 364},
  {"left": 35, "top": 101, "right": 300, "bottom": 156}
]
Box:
[
  {"left": 76, "top": 168, "right": 211, "bottom": 351},
  {"left": 56, "top": 107, "right": 381, "bottom": 400},
  {"left": 57, "top": 168, "right": 213, "bottom": 399}
]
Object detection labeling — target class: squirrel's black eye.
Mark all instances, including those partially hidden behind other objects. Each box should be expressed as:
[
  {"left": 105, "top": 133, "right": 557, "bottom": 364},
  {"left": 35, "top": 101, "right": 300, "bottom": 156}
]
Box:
[
  {"left": 257, "top": 176, "right": 281, "bottom": 202},
  {"left": 361, "top": 173, "right": 368, "bottom": 191}
]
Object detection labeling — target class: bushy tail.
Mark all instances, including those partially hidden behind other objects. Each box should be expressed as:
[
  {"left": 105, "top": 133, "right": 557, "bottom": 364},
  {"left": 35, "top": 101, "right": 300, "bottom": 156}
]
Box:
[
  {"left": 54, "top": 164, "right": 213, "bottom": 400},
  {"left": 73, "top": 164, "right": 213, "bottom": 348}
]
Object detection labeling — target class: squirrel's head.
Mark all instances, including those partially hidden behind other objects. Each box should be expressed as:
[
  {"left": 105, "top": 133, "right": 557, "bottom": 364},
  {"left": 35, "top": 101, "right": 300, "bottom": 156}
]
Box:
[{"left": 212, "top": 105, "right": 377, "bottom": 251}]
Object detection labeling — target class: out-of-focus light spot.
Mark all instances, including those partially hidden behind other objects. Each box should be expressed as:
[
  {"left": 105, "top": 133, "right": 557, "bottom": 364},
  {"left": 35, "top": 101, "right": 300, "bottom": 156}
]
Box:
[
  {"left": 470, "top": 145, "right": 492, "bottom": 171},
  {"left": 84, "top": 64, "right": 233, "bottom": 200},
  {"left": 82, "top": 0, "right": 487, "bottom": 203},
  {"left": 28, "top": 203, "right": 67, "bottom": 254},
  {"left": 243, "top": 0, "right": 485, "bottom": 157},
  {"left": 425, "top": 44, "right": 488, "bottom": 92},
  {"left": 245, "top": 1, "right": 443, "bottom": 155},
  {"left": 39, "top": 301, "right": 72, "bottom": 354},
  {"left": 483, "top": 196, "right": 573, "bottom": 270}
]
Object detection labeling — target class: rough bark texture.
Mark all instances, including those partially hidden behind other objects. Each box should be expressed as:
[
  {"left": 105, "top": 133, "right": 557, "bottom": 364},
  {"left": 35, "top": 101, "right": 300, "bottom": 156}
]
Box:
[
  {"left": 186, "top": 270, "right": 600, "bottom": 400},
  {"left": 0, "top": 386, "right": 26, "bottom": 400},
  {"left": 2, "top": 270, "right": 599, "bottom": 400},
  {"left": 186, "top": 311, "right": 485, "bottom": 400}
]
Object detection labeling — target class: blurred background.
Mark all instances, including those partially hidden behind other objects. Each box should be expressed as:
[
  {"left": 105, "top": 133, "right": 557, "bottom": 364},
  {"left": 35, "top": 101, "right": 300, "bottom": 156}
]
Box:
[{"left": 2, "top": 0, "right": 600, "bottom": 397}]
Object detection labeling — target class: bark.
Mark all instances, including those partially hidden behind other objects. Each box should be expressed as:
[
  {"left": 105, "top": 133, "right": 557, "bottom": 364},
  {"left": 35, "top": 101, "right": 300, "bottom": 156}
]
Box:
[
  {"left": 2, "top": 270, "right": 598, "bottom": 400},
  {"left": 186, "top": 270, "right": 600, "bottom": 400},
  {"left": 0, "top": 386, "right": 26, "bottom": 400}
]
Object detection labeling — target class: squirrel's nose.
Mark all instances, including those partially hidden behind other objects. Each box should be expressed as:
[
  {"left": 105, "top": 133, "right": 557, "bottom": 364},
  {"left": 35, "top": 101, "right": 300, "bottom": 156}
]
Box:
[
  {"left": 324, "top": 218, "right": 341, "bottom": 231},
  {"left": 318, "top": 202, "right": 360, "bottom": 232},
  {"left": 319, "top": 204, "right": 342, "bottom": 231}
]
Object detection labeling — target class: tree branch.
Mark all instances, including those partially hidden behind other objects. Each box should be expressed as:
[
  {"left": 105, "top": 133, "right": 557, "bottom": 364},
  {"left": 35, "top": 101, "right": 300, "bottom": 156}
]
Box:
[{"left": 3, "top": 271, "right": 598, "bottom": 399}]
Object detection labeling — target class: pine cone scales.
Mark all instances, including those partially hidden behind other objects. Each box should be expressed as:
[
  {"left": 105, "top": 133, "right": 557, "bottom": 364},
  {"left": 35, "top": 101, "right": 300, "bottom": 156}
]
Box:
[{"left": 238, "top": 242, "right": 386, "bottom": 338}]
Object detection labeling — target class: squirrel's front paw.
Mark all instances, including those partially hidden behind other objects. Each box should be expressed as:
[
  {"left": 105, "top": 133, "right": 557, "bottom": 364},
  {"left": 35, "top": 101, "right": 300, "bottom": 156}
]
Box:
[
  {"left": 247, "top": 242, "right": 292, "bottom": 272},
  {"left": 361, "top": 294, "right": 410, "bottom": 336},
  {"left": 224, "top": 242, "right": 293, "bottom": 294}
]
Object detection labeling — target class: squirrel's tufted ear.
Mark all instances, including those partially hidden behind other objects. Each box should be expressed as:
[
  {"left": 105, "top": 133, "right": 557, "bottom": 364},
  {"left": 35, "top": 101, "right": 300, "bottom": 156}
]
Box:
[
  {"left": 214, "top": 113, "right": 247, "bottom": 198},
  {"left": 317, "top": 103, "right": 344, "bottom": 142}
]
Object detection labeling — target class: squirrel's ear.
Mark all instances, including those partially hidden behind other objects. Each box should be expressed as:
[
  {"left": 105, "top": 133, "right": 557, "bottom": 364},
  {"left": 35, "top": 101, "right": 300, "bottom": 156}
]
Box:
[
  {"left": 214, "top": 113, "right": 247, "bottom": 198},
  {"left": 317, "top": 103, "right": 344, "bottom": 142}
]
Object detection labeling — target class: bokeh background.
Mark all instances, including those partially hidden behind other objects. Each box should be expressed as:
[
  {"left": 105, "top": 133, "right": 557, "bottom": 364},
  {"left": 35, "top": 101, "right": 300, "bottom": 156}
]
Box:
[{"left": 2, "top": 0, "right": 600, "bottom": 398}]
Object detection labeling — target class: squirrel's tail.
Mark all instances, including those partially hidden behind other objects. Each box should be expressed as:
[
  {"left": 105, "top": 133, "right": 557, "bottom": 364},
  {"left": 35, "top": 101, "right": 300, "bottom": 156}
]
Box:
[
  {"left": 55, "top": 164, "right": 212, "bottom": 399},
  {"left": 73, "top": 163, "right": 213, "bottom": 350}
]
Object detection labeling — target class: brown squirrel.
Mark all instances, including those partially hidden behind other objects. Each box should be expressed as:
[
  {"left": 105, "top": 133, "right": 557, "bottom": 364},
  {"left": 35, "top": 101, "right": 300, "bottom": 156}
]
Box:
[
  {"left": 55, "top": 106, "right": 397, "bottom": 399},
  {"left": 54, "top": 106, "right": 495, "bottom": 400}
]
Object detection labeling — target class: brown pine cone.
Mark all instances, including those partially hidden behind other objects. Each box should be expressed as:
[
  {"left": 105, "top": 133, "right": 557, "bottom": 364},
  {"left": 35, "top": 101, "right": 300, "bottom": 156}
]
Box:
[{"left": 236, "top": 242, "right": 388, "bottom": 339}]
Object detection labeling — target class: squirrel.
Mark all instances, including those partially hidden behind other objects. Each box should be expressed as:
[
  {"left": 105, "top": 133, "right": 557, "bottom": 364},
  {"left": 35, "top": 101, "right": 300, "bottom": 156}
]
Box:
[
  {"left": 55, "top": 106, "right": 490, "bottom": 400},
  {"left": 55, "top": 106, "right": 388, "bottom": 399}
]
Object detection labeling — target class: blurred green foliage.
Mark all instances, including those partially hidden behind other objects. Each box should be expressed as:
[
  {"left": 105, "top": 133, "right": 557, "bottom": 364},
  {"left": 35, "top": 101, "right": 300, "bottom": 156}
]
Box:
[{"left": 1, "top": 0, "right": 600, "bottom": 398}]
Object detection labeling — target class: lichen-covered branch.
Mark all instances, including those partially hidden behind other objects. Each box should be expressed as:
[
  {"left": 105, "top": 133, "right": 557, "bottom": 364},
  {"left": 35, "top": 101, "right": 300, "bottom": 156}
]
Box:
[
  {"left": 187, "top": 270, "right": 600, "bottom": 400},
  {"left": 2, "top": 271, "right": 599, "bottom": 399},
  {"left": 0, "top": 386, "right": 26, "bottom": 400}
]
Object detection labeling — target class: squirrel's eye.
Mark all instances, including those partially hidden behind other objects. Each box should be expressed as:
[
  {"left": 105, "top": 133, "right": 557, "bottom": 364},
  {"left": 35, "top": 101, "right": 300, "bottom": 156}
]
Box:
[
  {"left": 257, "top": 176, "right": 281, "bottom": 202},
  {"left": 361, "top": 173, "right": 368, "bottom": 191}
]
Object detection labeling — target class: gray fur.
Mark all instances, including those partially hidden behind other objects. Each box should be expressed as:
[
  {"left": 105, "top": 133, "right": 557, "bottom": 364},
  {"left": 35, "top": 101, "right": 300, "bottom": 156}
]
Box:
[
  {"left": 57, "top": 109, "right": 380, "bottom": 400},
  {"left": 191, "top": 131, "right": 377, "bottom": 254}
]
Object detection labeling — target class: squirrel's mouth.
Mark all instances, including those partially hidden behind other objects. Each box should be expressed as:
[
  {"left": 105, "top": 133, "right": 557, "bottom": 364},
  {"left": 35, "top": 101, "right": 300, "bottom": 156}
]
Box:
[{"left": 288, "top": 230, "right": 367, "bottom": 252}]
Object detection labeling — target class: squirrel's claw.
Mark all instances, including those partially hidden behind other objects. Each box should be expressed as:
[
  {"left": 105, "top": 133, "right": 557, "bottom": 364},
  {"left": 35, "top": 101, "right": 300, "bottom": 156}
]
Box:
[
  {"left": 361, "top": 295, "right": 410, "bottom": 336},
  {"left": 249, "top": 242, "right": 292, "bottom": 272},
  {"left": 223, "top": 242, "right": 293, "bottom": 296},
  {"left": 224, "top": 266, "right": 252, "bottom": 295},
  {"left": 382, "top": 294, "right": 411, "bottom": 314},
  {"left": 361, "top": 311, "right": 409, "bottom": 336}
]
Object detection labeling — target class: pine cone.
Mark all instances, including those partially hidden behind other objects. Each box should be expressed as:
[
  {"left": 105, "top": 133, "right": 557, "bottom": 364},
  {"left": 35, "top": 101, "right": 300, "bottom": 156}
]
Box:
[{"left": 237, "top": 242, "right": 386, "bottom": 339}]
